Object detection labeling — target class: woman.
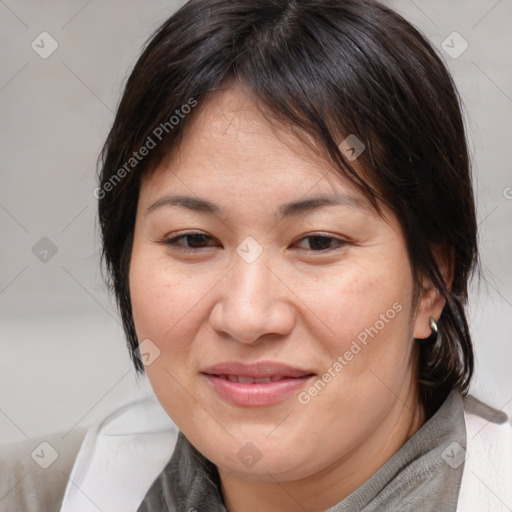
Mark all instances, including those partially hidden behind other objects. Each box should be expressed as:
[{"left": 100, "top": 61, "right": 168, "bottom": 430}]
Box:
[{"left": 83, "top": 0, "right": 511, "bottom": 510}]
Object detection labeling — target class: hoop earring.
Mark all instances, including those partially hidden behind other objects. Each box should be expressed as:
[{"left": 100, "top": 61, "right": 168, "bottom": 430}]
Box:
[{"left": 429, "top": 316, "right": 438, "bottom": 336}]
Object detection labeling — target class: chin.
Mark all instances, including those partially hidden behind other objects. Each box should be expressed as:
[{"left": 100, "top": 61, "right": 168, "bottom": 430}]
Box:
[{"left": 196, "top": 433, "right": 313, "bottom": 480}]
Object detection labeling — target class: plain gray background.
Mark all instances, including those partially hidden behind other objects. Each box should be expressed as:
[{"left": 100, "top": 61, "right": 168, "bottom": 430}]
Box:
[{"left": 1, "top": 0, "right": 511, "bottom": 444}]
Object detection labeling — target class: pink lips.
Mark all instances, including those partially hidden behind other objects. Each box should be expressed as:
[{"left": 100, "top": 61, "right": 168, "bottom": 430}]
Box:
[{"left": 201, "top": 361, "right": 315, "bottom": 407}]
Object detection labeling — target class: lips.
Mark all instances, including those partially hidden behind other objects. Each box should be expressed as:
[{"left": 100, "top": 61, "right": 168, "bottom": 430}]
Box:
[
  {"left": 202, "top": 361, "right": 314, "bottom": 379},
  {"left": 201, "top": 361, "right": 315, "bottom": 406},
  {"left": 215, "top": 374, "right": 285, "bottom": 383}
]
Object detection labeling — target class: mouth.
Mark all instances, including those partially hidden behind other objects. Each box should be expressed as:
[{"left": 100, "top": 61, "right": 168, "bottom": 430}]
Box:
[
  {"left": 201, "top": 361, "right": 316, "bottom": 406},
  {"left": 210, "top": 374, "right": 297, "bottom": 383}
]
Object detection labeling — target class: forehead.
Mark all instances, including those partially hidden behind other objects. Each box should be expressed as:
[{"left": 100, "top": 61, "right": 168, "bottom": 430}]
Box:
[{"left": 142, "top": 84, "right": 365, "bottom": 201}]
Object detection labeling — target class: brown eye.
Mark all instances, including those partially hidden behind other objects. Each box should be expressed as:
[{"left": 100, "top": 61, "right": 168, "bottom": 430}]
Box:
[
  {"left": 294, "top": 235, "right": 347, "bottom": 252},
  {"left": 164, "top": 232, "right": 219, "bottom": 252}
]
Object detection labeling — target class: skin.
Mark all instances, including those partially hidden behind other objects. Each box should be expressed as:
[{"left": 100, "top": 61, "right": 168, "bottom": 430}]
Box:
[{"left": 129, "top": 82, "right": 448, "bottom": 512}]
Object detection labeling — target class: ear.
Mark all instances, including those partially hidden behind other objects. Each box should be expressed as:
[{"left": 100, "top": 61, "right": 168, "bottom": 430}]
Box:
[{"left": 413, "top": 245, "right": 454, "bottom": 339}]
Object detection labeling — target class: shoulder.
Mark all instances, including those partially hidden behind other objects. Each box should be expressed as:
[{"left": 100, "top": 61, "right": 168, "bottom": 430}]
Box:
[
  {"left": 60, "top": 394, "right": 179, "bottom": 512},
  {"left": 0, "top": 425, "right": 87, "bottom": 512},
  {"left": 457, "top": 394, "right": 512, "bottom": 512}
]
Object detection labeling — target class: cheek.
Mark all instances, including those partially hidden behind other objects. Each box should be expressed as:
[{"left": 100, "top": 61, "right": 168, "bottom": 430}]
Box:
[
  {"left": 296, "top": 259, "right": 414, "bottom": 351},
  {"left": 128, "top": 249, "right": 210, "bottom": 427},
  {"left": 295, "top": 257, "right": 417, "bottom": 412},
  {"left": 128, "top": 245, "right": 228, "bottom": 392},
  {"left": 129, "top": 247, "right": 206, "bottom": 342},
  {"left": 290, "top": 271, "right": 416, "bottom": 462}
]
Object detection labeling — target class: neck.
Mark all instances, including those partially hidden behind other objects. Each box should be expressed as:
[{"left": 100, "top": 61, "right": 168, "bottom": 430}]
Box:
[{"left": 218, "top": 383, "right": 425, "bottom": 512}]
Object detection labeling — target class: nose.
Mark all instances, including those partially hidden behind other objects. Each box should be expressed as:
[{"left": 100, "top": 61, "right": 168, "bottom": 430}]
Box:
[{"left": 209, "top": 250, "right": 296, "bottom": 344}]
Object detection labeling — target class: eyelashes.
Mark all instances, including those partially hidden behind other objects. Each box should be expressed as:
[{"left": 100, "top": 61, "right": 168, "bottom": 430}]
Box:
[
  {"left": 161, "top": 231, "right": 348, "bottom": 254},
  {"left": 164, "top": 232, "right": 217, "bottom": 251}
]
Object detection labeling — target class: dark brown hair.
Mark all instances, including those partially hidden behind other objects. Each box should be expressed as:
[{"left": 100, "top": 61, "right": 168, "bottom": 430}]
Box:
[{"left": 98, "top": 0, "right": 478, "bottom": 418}]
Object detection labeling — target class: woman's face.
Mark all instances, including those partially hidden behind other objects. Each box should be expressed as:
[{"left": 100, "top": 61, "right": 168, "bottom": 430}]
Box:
[{"left": 130, "top": 84, "right": 433, "bottom": 484}]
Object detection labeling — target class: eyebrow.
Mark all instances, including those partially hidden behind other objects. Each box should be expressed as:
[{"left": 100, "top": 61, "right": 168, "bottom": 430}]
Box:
[{"left": 146, "top": 192, "right": 371, "bottom": 217}]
